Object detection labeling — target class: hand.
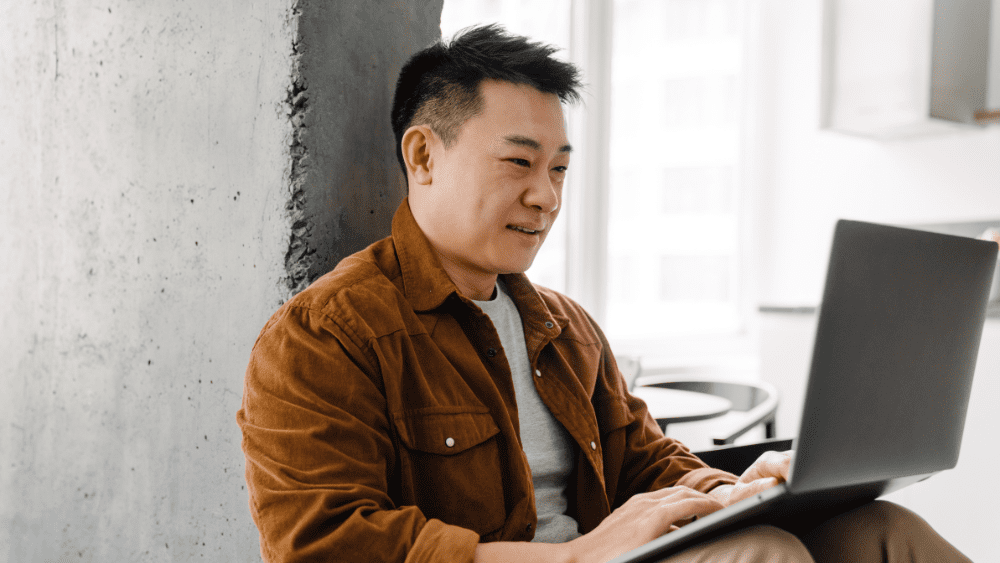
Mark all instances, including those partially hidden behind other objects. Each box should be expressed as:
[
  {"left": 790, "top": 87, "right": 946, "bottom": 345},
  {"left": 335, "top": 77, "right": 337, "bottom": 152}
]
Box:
[
  {"left": 979, "top": 228, "right": 1000, "bottom": 245},
  {"left": 565, "top": 486, "right": 724, "bottom": 563},
  {"left": 709, "top": 450, "right": 793, "bottom": 507}
]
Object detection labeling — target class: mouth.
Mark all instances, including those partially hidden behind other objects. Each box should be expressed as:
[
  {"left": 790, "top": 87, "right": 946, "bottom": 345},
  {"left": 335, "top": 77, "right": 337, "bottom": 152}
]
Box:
[{"left": 507, "top": 224, "right": 543, "bottom": 235}]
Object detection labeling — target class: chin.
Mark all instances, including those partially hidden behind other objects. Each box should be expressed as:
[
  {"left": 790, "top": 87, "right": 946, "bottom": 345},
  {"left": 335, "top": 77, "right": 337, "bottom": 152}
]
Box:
[
  {"left": 492, "top": 250, "right": 539, "bottom": 276},
  {"left": 499, "top": 262, "right": 535, "bottom": 276}
]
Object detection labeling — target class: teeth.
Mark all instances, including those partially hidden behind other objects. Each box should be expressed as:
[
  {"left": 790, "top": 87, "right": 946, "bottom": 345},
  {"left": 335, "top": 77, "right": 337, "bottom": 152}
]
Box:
[{"left": 510, "top": 226, "right": 537, "bottom": 234}]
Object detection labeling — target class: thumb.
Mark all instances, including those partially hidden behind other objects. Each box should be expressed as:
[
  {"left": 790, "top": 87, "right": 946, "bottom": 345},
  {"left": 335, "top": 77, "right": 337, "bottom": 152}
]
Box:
[
  {"left": 726, "top": 477, "right": 780, "bottom": 506},
  {"left": 744, "top": 477, "right": 779, "bottom": 495}
]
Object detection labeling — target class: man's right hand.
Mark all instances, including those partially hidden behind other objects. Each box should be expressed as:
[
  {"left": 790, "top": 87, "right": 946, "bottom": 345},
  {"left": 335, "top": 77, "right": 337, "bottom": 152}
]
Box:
[
  {"left": 564, "top": 485, "right": 724, "bottom": 563},
  {"left": 474, "top": 486, "right": 724, "bottom": 563}
]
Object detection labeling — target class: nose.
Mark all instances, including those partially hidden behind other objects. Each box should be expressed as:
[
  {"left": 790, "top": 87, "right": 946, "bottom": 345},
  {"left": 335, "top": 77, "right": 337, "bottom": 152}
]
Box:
[{"left": 523, "top": 170, "right": 561, "bottom": 214}]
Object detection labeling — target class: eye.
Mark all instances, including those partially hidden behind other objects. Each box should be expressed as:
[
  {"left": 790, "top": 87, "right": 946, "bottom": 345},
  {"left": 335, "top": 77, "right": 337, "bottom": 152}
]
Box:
[
  {"left": 507, "top": 158, "right": 530, "bottom": 167},
  {"left": 552, "top": 165, "right": 568, "bottom": 173}
]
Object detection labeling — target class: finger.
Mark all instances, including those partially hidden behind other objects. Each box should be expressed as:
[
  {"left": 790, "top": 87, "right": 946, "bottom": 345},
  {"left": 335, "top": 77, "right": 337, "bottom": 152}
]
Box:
[
  {"left": 657, "top": 487, "right": 727, "bottom": 511},
  {"left": 739, "top": 477, "right": 779, "bottom": 500},
  {"left": 638, "top": 485, "right": 726, "bottom": 516},
  {"left": 660, "top": 495, "right": 725, "bottom": 520},
  {"left": 745, "top": 476, "right": 779, "bottom": 494},
  {"left": 739, "top": 451, "right": 791, "bottom": 483},
  {"left": 774, "top": 451, "right": 792, "bottom": 480},
  {"left": 724, "top": 477, "right": 780, "bottom": 505},
  {"left": 649, "top": 485, "right": 695, "bottom": 498},
  {"left": 673, "top": 515, "right": 699, "bottom": 528},
  {"left": 780, "top": 450, "right": 794, "bottom": 476},
  {"left": 634, "top": 485, "right": 702, "bottom": 504}
]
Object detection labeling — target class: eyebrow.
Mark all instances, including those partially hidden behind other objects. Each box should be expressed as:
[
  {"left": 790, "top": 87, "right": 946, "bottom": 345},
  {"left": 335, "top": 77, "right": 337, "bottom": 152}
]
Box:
[{"left": 503, "top": 135, "right": 573, "bottom": 153}]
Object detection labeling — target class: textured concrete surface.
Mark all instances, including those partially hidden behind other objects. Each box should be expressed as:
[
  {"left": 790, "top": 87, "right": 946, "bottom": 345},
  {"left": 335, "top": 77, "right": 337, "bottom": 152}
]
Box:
[
  {"left": 286, "top": 0, "right": 443, "bottom": 292},
  {"left": 0, "top": 0, "right": 294, "bottom": 559},
  {"left": 1, "top": 0, "right": 444, "bottom": 559}
]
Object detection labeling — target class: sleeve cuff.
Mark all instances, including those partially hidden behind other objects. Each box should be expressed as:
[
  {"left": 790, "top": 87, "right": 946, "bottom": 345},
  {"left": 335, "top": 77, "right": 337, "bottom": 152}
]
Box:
[
  {"left": 674, "top": 466, "right": 739, "bottom": 494},
  {"left": 405, "top": 518, "right": 480, "bottom": 563}
]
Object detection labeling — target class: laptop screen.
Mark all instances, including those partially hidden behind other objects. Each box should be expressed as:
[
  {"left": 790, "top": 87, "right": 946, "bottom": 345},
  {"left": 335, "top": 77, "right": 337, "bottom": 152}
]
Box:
[{"left": 789, "top": 220, "right": 997, "bottom": 493}]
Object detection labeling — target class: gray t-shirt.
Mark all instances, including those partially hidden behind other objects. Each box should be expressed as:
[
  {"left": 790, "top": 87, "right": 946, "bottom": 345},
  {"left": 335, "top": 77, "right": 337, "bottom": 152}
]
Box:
[{"left": 473, "top": 280, "right": 582, "bottom": 543}]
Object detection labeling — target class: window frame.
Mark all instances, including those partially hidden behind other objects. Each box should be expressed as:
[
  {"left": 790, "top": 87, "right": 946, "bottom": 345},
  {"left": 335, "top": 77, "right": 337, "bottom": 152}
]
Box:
[{"left": 564, "top": 0, "right": 758, "bottom": 365}]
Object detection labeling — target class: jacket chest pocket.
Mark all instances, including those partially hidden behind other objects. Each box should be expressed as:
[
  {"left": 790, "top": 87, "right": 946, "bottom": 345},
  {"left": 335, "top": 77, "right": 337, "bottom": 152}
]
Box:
[{"left": 394, "top": 407, "right": 506, "bottom": 536}]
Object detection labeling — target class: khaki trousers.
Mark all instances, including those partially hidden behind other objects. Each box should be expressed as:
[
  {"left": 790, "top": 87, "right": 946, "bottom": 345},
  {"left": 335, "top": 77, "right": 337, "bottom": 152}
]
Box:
[{"left": 661, "top": 501, "right": 971, "bottom": 563}]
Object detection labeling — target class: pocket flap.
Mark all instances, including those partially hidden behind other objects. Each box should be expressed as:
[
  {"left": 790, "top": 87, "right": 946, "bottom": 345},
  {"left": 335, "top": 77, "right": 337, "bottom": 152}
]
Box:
[{"left": 394, "top": 407, "right": 500, "bottom": 455}]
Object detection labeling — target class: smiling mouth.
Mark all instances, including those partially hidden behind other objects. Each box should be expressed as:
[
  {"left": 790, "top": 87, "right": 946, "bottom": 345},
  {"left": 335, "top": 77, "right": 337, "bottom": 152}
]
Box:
[{"left": 507, "top": 225, "right": 541, "bottom": 235}]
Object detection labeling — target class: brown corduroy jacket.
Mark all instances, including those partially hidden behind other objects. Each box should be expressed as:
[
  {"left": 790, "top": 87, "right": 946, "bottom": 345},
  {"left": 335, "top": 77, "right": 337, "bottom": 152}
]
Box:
[{"left": 237, "top": 199, "right": 738, "bottom": 563}]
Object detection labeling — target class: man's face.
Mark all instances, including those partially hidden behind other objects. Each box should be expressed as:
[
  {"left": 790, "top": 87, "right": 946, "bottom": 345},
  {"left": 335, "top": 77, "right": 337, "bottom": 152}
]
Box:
[{"left": 410, "top": 80, "right": 571, "bottom": 294}]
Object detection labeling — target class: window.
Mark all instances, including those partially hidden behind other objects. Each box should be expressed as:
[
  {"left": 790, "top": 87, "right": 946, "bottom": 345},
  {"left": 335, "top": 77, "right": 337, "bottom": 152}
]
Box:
[{"left": 441, "top": 0, "right": 751, "bottom": 359}]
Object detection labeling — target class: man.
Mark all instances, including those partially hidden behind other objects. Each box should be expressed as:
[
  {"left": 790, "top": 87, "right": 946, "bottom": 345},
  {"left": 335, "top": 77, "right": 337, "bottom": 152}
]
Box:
[{"left": 238, "top": 25, "right": 971, "bottom": 563}]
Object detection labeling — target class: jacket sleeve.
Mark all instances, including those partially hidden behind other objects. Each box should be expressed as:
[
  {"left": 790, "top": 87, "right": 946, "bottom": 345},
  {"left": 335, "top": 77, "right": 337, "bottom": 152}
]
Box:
[
  {"left": 586, "top": 315, "right": 739, "bottom": 506},
  {"left": 236, "top": 304, "right": 480, "bottom": 563},
  {"left": 619, "top": 385, "right": 740, "bottom": 496}
]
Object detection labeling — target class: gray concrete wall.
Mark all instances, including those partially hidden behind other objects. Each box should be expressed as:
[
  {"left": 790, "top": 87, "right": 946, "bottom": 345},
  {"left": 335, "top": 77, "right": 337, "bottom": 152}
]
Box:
[
  {"left": 0, "top": 0, "right": 441, "bottom": 560},
  {"left": 287, "top": 0, "right": 443, "bottom": 292}
]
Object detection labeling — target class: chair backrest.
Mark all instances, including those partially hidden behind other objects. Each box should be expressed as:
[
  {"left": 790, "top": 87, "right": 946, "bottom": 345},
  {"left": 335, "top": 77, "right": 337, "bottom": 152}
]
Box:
[
  {"left": 652, "top": 380, "right": 775, "bottom": 412},
  {"left": 637, "top": 366, "right": 780, "bottom": 445}
]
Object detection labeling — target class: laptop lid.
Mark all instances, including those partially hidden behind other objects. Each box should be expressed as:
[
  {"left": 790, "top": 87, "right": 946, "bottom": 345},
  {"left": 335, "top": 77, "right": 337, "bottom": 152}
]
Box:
[
  {"left": 610, "top": 220, "right": 997, "bottom": 563},
  {"left": 789, "top": 220, "right": 998, "bottom": 493}
]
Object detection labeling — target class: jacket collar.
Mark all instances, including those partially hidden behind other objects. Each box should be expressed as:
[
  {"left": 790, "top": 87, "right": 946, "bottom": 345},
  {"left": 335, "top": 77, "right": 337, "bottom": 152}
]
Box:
[
  {"left": 391, "top": 199, "right": 566, "bottom": 338},
  {"left": 392, "top": 197, "right": 460, "bottom": 313},
  {"left": 500, "top": 273, "right": 569, "bottom": 341}
]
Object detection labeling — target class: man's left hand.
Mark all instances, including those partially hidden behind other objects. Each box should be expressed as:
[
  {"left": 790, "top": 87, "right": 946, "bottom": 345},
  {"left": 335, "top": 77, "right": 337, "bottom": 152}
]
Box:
[{"left": 708, "top": 450, "right": 793, "bottom": 507}]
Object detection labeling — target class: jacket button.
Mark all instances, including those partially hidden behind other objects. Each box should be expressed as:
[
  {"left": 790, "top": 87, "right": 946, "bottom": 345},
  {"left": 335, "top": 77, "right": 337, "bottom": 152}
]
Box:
[
  {"left": 534, "top": 369, "right": 542, "bottom": 377},
  {"left": 526, "top": 523, "right": 533, "bottom": 532},
  {"left": 590, "top": 441, "right": 597, "bottom": 451},
  {"left": 445, "top": 437, "right": 455, "bottom": 448},
  {"left": 486, "top": 348, "right": 497, "bottom": 357},
  {"left": 545, "top": 321, "right": 554, "bottom": 329}
]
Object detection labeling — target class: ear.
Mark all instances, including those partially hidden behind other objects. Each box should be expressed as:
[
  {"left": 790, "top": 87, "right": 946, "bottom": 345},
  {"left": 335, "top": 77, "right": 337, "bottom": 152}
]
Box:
[{"left": 401, "top": 125, "right": 436, "bottom": 186}]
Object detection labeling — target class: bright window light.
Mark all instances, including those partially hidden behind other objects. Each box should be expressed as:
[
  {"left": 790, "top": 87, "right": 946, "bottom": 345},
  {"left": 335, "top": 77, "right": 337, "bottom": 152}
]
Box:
[{"left": 440, "top": 0, "right": 750, "bottom": 356}]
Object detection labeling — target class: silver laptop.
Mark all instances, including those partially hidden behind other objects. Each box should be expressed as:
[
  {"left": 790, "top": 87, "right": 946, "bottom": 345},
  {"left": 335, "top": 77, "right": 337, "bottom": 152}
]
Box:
[{"left": 613, "top": 219, "right": 998, "bottom": 563}]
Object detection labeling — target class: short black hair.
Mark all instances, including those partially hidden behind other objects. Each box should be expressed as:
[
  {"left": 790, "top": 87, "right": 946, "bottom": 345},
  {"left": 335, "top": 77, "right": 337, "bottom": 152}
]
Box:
[{"left": 390, "top": 24, "right": 583, "bottom": 179}]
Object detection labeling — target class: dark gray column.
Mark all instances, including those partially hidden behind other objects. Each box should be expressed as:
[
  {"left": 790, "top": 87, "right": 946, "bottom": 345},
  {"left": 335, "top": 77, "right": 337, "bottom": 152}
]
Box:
[{"left": 285, "top": 0, "right": 444, "bottom": 293}]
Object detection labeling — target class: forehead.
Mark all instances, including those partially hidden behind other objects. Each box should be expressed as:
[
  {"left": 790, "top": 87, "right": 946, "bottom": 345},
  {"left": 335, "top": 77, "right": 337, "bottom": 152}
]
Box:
[{"left": 461, "top": 80, "right": 569, "bottom": 149}]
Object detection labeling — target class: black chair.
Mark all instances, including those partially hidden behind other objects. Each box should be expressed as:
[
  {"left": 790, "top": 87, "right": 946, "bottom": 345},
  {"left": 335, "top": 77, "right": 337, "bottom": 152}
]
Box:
[
  {"left": 692, "top": 437, "right": 794, "bottom": 476},
  {"left": 617, "top": 357, "right": 788, "bottom": 475},
  {"left": 644, "top": 378, "right": 778, "bottom": 446}
]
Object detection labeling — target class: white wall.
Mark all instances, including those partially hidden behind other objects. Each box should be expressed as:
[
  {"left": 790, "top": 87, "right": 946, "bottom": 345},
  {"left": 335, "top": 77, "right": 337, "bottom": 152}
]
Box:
[
  {"left": 747, "top": 0, "right": 1000, "bottom": 307},
  {"left": 749, "top": 2, "right": 1000, "bottom": 560}
]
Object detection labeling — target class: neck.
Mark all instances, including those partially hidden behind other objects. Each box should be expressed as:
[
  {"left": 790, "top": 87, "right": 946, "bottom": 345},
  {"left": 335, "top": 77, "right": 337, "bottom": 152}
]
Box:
[
  {"left": 453, "top": 272, "right": 498, "bottom": 301},
  {"left": 436, "top": 253, "right": 498, "bottom": 301}
]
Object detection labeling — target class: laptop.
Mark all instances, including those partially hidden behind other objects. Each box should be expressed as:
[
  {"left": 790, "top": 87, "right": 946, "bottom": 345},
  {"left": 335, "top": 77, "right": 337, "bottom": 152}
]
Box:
[{"left": 613, "top": 219, "right": 998, "bottom": 563}]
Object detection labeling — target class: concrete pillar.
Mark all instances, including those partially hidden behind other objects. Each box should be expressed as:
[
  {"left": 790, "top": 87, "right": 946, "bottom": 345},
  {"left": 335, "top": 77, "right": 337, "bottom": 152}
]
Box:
[
  {"left": 0, "top": 1, "right": 441, "bottom": 560},
  {"left": 287, "top": 1, "right": 443, "bottom": 292}
]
